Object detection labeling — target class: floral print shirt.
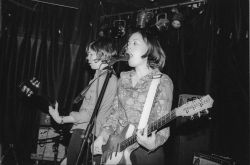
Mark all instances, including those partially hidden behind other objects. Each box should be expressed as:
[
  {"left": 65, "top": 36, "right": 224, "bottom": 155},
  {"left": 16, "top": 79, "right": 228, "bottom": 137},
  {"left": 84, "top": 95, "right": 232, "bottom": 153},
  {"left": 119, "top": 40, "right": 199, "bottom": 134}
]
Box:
[{"left": 104, "top": 69, "right": 173, "bottom": 149}]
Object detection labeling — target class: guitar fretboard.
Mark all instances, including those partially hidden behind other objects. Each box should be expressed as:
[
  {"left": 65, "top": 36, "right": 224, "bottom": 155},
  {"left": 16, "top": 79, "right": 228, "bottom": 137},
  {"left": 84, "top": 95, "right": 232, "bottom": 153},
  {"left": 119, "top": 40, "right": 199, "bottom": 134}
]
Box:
[{"left": 119, "top": 109, "right": 177, "bottom": 151}]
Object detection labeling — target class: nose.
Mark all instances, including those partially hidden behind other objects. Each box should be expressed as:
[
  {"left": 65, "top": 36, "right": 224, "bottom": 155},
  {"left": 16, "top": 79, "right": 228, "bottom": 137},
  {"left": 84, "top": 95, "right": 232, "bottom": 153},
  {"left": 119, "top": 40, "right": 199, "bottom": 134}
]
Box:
[
  {"left": 126, "top": 44, "right": 131, "bottom": 54},
  {"left": 126, "top": 47, "right": 133, "bottom": 57},
  {"left": 86, "top": 54, "right": 90, "bottom": 61},
  {"left": 126, "top": 43, "right": 131, "bottom": 49}
]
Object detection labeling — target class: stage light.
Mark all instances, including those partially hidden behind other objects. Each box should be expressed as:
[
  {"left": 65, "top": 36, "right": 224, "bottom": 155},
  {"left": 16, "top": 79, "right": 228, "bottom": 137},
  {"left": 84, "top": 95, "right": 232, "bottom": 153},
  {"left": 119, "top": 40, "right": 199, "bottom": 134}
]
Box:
[
  {"left": 136, "top": 10, "right": 154, "bottom": 28},
  {"left": 113, "top": 19, "right": 126, "bottom": 38},
  {"left": 155, "top": 13, "right": 169, "bottom": 31},
  {"left": 171, "top": 8, "right": 184, "bottom": 29}
]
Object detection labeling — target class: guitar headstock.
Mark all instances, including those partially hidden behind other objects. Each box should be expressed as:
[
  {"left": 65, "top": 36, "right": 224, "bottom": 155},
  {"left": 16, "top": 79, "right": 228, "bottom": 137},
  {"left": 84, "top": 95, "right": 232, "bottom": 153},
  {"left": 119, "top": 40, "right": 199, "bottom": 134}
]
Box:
[
  {"left": 175, "top": 95, "right": 214, "bottom": 117},
  {"left": 19, "top": 77, "right": 40, "bottom": 97}
]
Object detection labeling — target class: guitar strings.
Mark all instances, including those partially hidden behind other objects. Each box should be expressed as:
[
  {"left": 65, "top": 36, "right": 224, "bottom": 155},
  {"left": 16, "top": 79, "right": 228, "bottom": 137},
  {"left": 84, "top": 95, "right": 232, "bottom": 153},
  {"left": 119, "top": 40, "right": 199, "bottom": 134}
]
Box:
[{"left": 120, "top": 110, "right": 176, "bottom": 151}]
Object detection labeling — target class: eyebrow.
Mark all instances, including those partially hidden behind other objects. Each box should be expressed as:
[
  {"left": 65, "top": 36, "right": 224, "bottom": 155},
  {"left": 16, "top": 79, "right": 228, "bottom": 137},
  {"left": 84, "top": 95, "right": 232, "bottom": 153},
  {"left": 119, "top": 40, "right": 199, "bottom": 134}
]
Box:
[{"left": 129, "top": 38, "right": 141, "bottom": 43}]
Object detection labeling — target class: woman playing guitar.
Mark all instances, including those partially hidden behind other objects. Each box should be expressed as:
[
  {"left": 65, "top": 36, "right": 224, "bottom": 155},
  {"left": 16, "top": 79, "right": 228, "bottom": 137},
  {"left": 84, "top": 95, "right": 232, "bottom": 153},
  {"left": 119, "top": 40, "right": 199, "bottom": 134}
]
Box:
[{"left": 93, "top": 28, "right": 173, "bottom": 165}]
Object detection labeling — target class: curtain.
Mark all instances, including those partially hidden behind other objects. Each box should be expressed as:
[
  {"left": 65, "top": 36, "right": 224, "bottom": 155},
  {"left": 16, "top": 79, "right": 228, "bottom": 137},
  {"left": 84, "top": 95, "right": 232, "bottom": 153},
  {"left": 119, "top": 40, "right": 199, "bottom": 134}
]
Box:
[
  {"left": 0, "top": 0, "right": 100, "bottom": 164},
  {"left": 159, "top": 1, "right": 248, "bottom": 164},
  {"left": 0, "top": 0, "right": 248, "bottom": 164}
]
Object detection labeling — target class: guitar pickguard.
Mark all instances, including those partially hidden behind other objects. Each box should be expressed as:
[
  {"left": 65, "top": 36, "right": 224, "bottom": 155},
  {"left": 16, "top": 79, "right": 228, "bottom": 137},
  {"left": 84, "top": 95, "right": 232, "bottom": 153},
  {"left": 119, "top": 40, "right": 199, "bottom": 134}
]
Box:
[{"left": 101, "top": 124, "right": 136, "bottom": 165}]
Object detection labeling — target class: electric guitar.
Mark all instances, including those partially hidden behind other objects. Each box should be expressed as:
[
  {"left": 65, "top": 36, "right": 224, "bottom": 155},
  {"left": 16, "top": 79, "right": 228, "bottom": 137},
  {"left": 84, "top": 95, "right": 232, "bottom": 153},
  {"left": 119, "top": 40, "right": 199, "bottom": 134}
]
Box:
[
  {"left": 100, "top": 95, "right": 214, "bottom": 165},
  {"left": 19, "top": 77, "right": 55, "bottom": 114},
  {"left": 19, "top": 77, "right": 40, "bottom": 97}
]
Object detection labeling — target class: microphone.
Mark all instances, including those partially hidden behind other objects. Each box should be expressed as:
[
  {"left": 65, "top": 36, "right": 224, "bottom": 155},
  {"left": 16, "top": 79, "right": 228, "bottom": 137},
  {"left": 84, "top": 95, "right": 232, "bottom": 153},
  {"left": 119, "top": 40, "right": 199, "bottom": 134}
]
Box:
[
  {"left": 106, "top": 53, "right": 129, "bottom": 65},
  {"left": 92, "top": 52, "right": 129, "bottom": 65},
  {"left": 74, "top": 47, "right": 129, "bottom": 104},
  {"left": 102, "top": 45, "right": 130, "bottom": 65}
]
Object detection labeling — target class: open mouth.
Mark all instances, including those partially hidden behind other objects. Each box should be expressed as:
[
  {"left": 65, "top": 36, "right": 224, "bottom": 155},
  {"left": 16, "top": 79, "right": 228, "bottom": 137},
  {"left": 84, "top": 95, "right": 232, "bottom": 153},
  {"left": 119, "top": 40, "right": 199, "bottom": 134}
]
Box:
[{"left": 127, "top": 52, "right": 133, "bottom": 57}]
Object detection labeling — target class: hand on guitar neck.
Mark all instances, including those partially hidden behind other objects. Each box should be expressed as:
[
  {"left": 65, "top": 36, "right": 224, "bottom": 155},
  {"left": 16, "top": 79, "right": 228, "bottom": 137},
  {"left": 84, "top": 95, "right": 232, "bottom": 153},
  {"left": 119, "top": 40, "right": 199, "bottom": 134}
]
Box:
[
  {"left": 19, "top": 77, "right": 56, "bottom": 113},
  {"left": 48, "top": 102, "right": 62, "bottom": 124},
  {"left": 48, "top": 102, "right": 77, "bottom": 125},
  {"left": 136, "top": 126, "right": 157, "bottom": 151},
  {"left": 92, "top": 95, "right": 214, "bottom": 165}
]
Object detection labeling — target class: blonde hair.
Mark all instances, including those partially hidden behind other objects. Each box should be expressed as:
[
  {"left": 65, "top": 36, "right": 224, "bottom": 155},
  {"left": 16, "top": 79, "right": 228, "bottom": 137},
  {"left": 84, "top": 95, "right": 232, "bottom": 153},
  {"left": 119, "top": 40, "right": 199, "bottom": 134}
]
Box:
[{"left": 86, "top": 38, "right": 117, "bottom": 62}]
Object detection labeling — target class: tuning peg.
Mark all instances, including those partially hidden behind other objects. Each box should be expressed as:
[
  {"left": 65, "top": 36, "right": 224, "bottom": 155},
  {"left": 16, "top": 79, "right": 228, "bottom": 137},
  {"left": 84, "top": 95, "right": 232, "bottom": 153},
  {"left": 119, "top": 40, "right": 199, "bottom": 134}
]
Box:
[
  {"left": 31, "top": 77, "right": 36, "bottom": 81},
  {"left": 36, "top": 81, "right": 40, "bottom": 88},
  {"left": 27, "top": 90, "right": 34, "bottom": 97},
  {"left": 21, "top": 85, "right": 27, "bottom": 92},
  {"left": 30, "top": 77, "right": 40, "bottom": 88}
]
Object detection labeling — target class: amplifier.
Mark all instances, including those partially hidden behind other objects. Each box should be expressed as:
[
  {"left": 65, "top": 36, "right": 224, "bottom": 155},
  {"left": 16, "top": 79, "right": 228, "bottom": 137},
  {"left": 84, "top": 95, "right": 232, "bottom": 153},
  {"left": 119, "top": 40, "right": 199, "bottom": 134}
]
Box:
[
  {"left": 193, "top": 153, "right": 236, "bottom": 165},
  {"left": 31, "top": 127, "right": 65, "bottom": 162},
  {"left": 40, "top": 112, "right": 51, "bottom": 126}
]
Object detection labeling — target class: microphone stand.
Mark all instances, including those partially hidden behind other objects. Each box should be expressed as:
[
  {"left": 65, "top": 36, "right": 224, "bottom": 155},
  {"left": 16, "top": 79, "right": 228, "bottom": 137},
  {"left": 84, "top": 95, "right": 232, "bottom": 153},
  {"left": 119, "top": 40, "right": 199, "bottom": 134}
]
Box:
[{"left": 75, "top": 65, "right": 114, "bottom": 165}]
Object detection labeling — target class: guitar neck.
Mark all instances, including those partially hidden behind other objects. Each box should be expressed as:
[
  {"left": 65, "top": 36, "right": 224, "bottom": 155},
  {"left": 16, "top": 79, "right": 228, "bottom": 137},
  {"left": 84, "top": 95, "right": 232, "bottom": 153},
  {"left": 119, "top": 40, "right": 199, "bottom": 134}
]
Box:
[
  {"left": 120, "top": 109, "right": 177, "bottom": 151},
  {"left": 148, "top": 110, "right": 177, "bottom": 134}
]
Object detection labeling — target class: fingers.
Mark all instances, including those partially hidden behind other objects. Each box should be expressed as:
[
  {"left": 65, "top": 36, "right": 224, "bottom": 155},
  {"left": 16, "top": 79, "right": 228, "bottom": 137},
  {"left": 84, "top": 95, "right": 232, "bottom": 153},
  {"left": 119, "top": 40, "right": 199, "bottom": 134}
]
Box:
[
  {"left": 137, "top": 125, "right": 148, "bottom": 139},
  {"left": 49, "top": 101, "right": 59, "bottom": 118},
  {"left": 143, "top": 126, "right": 148, "bottom": 138},
  {"left": 151, "top": 130, "right": 156, "bottom": 139},
  {"left": 55, "top": 101, "right": 58, "bottom": 110},
  {"left": 93, "top": 145, "right": 102, "bottom": 155},
  {"left": 48, "top": 108, "right": 56, "bottom": 117},
  {"left": 136, "top": 129, "right": 157, "bottom": 151},
  {"left": 136, "top": 131, "right": 142, "bottom": 145},
  {"left": 136, "top": 126, "right": 156, "bottom": 146},
  {"left": 49, "top": 101, "right": 58, "bottom": 110},
  {"left": 92, "top": 137, "right": 104, "bottom": 155},
  {"left": 136, "top": 128, "right": 146, "bottom": 145}
]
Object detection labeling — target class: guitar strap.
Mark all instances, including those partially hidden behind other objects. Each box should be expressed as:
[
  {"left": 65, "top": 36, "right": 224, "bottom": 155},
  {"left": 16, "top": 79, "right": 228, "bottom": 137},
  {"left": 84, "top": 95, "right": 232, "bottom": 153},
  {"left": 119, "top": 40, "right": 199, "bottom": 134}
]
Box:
[
  {"left": 73, "top": 70, "right": 108, "bottom": 104},
  {"left": 137, "top": 75, "right": 161, "bottom": 129}
]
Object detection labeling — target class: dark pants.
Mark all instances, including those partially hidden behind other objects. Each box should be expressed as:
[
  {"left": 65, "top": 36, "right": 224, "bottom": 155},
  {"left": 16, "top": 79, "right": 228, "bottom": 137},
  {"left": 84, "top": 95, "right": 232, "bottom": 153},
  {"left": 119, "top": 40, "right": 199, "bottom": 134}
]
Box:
[
  {"left": 66, "top": 129, "right": 100, "bottom": 165},
  {"left": 130, "top": 147, "right": 166, "bottom": 165},
  {"left": 67, "top": 129, "right": 91, "bottom": 165}
]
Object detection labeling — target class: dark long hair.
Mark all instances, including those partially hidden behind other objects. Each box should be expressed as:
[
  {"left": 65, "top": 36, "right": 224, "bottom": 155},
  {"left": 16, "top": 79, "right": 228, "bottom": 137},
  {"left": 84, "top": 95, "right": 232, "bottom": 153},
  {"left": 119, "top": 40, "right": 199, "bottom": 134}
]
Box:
[{"left": 128, "top": 28, "right": 166, "bottom": 70}]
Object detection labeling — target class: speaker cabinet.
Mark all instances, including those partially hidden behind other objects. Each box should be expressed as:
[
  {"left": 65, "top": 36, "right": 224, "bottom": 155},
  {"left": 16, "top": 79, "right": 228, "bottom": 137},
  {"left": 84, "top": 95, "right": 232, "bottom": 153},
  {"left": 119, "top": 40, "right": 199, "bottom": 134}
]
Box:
[
  {"left": 40, "top": 112, "right": 51, "bottom": 126},
  {"left": 193, "top": 153, "right": 236, "bottom": 165},
  {"left": 31, "top": 127, "right": 66, "bottom": 162},
  {"left": 172, "top": 94, "right": 211, "bottom": 165}
]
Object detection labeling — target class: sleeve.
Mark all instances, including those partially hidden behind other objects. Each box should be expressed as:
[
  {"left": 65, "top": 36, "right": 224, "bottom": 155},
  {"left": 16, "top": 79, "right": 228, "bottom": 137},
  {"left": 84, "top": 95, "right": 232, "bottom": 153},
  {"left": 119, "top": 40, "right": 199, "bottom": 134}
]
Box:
[
  {"left": 96, "top": 74, "right": 118, "bottom": 134},
  {"left": 102, "top": 77, "right": 128, "bottom": 135},
  {"left": 151, "top": 75, "right": 173, "bottom": 150},
  {"left": 70, "top": 108, "right": 90, "bottom": 124},
  {"left": 70, "top": 73, "right": 118, "bottom": 125},
  {"left": 102, "top": 95, "right": 119, "bottom": 134}
]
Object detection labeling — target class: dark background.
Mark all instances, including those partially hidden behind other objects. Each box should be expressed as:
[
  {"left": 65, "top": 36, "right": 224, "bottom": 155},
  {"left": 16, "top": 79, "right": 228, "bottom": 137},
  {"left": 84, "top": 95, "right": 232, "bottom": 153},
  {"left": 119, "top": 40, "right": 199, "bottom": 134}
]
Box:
[{"left": 0, "top": 0, "right": 249, "bottom": 164}]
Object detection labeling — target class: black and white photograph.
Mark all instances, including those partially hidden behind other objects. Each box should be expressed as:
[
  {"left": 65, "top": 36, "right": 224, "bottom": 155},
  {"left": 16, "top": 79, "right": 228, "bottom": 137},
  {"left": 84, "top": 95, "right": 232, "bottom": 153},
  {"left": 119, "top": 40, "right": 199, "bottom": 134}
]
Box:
[{"left": 0, "top": 0, "right": 248, "bottom": 165}]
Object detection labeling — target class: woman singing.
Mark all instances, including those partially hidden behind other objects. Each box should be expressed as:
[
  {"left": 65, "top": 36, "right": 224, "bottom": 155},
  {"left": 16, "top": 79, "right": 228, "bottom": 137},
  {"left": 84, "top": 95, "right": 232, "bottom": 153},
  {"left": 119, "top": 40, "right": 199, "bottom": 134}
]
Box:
[{"left": 93, "top": 28, "right": 173, "bottom": 165}]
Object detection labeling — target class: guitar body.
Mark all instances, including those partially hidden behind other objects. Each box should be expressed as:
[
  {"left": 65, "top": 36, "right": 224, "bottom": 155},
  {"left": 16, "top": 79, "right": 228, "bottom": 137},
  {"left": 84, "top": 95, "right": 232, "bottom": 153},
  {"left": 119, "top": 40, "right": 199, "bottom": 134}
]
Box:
[
  {"left": 101, "top": 124, "right": 136, "bottom": 165},
  {"left": 100, "top": 95, "right": 214, "bottom": 165}
]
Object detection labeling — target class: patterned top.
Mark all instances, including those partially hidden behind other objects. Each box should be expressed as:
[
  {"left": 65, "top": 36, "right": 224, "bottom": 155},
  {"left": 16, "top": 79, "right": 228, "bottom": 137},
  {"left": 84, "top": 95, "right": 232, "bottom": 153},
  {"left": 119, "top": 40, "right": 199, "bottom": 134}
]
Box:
[
  {"left": 104, "top": 69, "right": 173, "bottom": 150},
  {"left": 70, "top": 70, "right": 118, "bottom": 136}
]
